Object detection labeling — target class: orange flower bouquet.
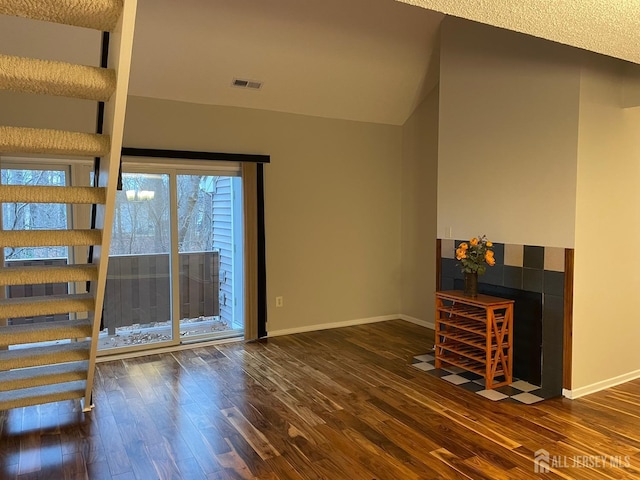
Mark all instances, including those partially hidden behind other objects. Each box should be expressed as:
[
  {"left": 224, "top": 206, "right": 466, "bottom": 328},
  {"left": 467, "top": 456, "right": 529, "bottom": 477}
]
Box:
[{"left": 455, "top": 235, "right": 495, "bottom": 275}]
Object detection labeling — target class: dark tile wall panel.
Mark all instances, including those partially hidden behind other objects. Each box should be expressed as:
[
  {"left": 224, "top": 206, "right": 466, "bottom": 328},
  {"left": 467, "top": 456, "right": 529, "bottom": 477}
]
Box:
[
  {"left": 524, "top": 245, "right": 545, "bottom": 269},
  {"left": 491, "top": 243, "right": 505, "bottom": 265},
  {"left": 481, "top": 264, "right": 504, "bottom": 286},
  {"left": 438, "top": 240, "right": 567, "bottom": 398},
  {"left": 542, "top": 294, "right": 565, "bottom": 395},
  {"left": 543, "top": 271, "right": 565, "bottom": 296},
  {"left": 503, "top": 266, "right": 523, "bottom": 290},
  {"left": 523, "top": 268, "right": 544, "bottom": 293}
]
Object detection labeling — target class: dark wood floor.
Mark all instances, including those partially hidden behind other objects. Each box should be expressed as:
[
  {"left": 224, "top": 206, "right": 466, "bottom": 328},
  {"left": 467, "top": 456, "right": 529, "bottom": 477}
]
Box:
[{"left": 1, "top": 320, "right": 640, "bottom": 479}]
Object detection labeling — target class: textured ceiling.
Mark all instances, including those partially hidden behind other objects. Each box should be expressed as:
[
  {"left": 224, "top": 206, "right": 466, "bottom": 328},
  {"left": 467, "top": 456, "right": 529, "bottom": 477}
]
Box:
[{"left": 397, "top": 0, "right": 640, "bottom": 65}]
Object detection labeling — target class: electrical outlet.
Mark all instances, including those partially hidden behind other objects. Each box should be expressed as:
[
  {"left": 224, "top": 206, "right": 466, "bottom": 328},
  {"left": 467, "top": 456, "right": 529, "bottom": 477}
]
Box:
[{"left": 275, "top": 296, "right": 284, "bottom": 308}]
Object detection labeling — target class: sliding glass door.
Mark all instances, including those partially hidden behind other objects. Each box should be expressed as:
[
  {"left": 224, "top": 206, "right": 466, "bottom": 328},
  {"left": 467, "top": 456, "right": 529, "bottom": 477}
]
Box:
[
  {"left": 100, "top": 172, "right": 173, "bottom": 349},
  {"left": 99, "top": 163, "right": 244, "bottom": 353}
]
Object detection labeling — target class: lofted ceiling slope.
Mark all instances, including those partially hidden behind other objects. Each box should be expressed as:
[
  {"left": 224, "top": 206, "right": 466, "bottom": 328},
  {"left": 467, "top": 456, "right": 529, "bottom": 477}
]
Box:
[{"left": 128, "top": 0, "right": 444, "bottom": 126}]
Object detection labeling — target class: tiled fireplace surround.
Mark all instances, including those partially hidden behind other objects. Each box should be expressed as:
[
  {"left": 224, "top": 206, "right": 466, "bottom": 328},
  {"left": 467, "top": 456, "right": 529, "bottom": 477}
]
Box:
[{"left": 438, "top": 239, "right": 570, "bottom": 398}]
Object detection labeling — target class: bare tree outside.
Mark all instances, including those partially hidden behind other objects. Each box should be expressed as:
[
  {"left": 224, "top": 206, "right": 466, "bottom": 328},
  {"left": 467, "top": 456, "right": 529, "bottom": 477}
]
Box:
[
  {"left": 177, "top": 175, "right": 216, "bottom": 253},
  {"left": 1, "top": 169, "right": 221, "bottom": 258},
  {"left": 110, "top": 173, "right": 218, "bottom": 255},
  {"left": 111, "top": 173, "right": 169, "bottom": 255},
  {"left": 1, "top": 168, "right": 68, "bottom": 260}
]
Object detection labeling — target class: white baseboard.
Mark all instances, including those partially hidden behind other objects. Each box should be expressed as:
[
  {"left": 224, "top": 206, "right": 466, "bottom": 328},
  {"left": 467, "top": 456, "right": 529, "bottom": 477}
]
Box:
[
  {"left": 399, "top": 314, "right": 435, "bottom": 330},
  {"left": 268, "top": 314, "right": 436, "bottom": 338},
  {"left": 267, "top": 314, "right": 400, "bottom": 337},
  {"left": 563, "top": 368, "right": 640, "bottom": 399}
]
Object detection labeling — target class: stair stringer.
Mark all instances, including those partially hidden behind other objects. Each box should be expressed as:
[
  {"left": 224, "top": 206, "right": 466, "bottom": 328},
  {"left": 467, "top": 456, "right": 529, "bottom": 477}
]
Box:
[{"left": 82, "top": 0, "right": 138, "bottom": 412}]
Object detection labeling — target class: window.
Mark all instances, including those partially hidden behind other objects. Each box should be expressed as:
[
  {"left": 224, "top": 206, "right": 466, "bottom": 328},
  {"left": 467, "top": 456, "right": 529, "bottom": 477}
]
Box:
[{"left": 1, "top": 166, "right": 69, "bottom": 261}]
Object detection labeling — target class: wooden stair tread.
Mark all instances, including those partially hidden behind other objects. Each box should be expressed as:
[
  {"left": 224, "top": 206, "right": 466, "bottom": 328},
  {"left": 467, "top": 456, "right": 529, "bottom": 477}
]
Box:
[
  {"left": 0, "top": 293, "right": 95, "bottom": 318},
  {"left": 0, "top": 380, "right": 86, "bottom": 411},
  {"left": 0, "top": 54, "right": 116, "bottom": 101},
  {"left": 0, "top": 185, "right": 106, "bottom": 205},
  {"left": 0, "top": 0, "right": 123, "bottom": 32},
  {"left": 0, "top": 229, "right": 102, "bottom": 247},
  {"left": 0, "top": 318, "right": 92, "bottom": 346},
  {"left": 0, "top": 263, "right": 98, "bottom": 286},
  {"left": 0, "top": 341, "right": 91, "bottom": 370},
  {"left": 0, "top": 361, "right": 88, "bottom": 392},
  {"left": 0, "top": 126, "right": 110, "bottom": 157},
  {"left": 0, "top": 0, "right": 136, "bottom": 414}
]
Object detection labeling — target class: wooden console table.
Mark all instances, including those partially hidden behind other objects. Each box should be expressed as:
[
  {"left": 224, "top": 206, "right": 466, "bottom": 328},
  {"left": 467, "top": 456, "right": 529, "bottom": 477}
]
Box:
[{"left": 434, "top": 290, "right": 513, "bottom": 389}]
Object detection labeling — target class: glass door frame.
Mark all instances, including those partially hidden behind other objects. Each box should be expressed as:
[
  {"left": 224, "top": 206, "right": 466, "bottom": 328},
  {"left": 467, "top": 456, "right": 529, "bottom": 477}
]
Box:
[{"left": 98, "top": 158, "right": 242, "bottom": 356}]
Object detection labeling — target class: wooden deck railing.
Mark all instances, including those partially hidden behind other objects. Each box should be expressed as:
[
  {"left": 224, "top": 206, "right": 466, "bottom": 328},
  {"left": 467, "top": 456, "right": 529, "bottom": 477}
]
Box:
[
  {"left": 5, "top": 252, "right": 220, "bottom": 334},
  {"left": 103, "top": 252, "right": 220, "bottom": 334}
]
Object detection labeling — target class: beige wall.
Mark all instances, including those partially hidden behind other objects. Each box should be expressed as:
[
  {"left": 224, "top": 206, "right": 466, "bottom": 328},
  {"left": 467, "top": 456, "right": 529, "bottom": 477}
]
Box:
[
  {"left": 0, "top": 14, "right": 100, "bottom": 133},
  {"left": 400, "top": 87, "right": 439, "bottom": 322},
  {"left": 572, "top": 57, "right": 640, "bottom": 391},
  {"left": 438, "top": 18, "right": 580, "bottom": 247},
  {"left": 622, "top": 63, "right": 640, "bottom": 108},
  {"left": 0, "top": 91, "right": 97, "bottom": 133},
  {"left": 123, "top": 96, "right": 403, "bottom": 333}
]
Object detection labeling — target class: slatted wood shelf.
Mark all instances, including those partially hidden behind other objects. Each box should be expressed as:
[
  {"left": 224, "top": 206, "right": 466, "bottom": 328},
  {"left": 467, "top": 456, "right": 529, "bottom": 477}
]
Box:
[
  {"left": 437, "top": 317, "right": 490, "bottom": 338},
  {"left": 436, "top": 304, "right": 506, "bottom": 324},
  {"left": 438, "top": 353, "right": 505, "bottom": 378},
  {"left": 438, "top": 340, "right": 486, "bottom": 363},
  {"left": 435, "top": 290, "right": 514, "bottom": 389},
  {"left": 438, "top": 328, "right": 509, "bottom": 351}
]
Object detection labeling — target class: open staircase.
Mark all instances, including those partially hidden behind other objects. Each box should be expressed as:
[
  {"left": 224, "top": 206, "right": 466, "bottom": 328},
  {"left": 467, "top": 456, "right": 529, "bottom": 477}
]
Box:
[{"left": 0, "top": 0, "right": 137, "bottom": 411}]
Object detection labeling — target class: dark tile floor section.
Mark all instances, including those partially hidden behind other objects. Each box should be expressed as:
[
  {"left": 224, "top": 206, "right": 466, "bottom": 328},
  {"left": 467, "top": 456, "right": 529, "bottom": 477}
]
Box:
[{"left": 411, "top": 354, "right": 551, "bottom": 404}]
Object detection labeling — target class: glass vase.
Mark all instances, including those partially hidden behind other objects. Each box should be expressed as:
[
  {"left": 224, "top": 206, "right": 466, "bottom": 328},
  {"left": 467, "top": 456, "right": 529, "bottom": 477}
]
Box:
[{"left": 464, "top": 272, "right": 478, "bottom": 297}]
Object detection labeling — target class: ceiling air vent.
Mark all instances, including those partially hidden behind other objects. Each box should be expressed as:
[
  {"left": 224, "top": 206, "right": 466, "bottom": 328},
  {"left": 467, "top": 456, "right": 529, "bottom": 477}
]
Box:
[{"left": 232, "top": 78, "right": 263, "bottom": 90}]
